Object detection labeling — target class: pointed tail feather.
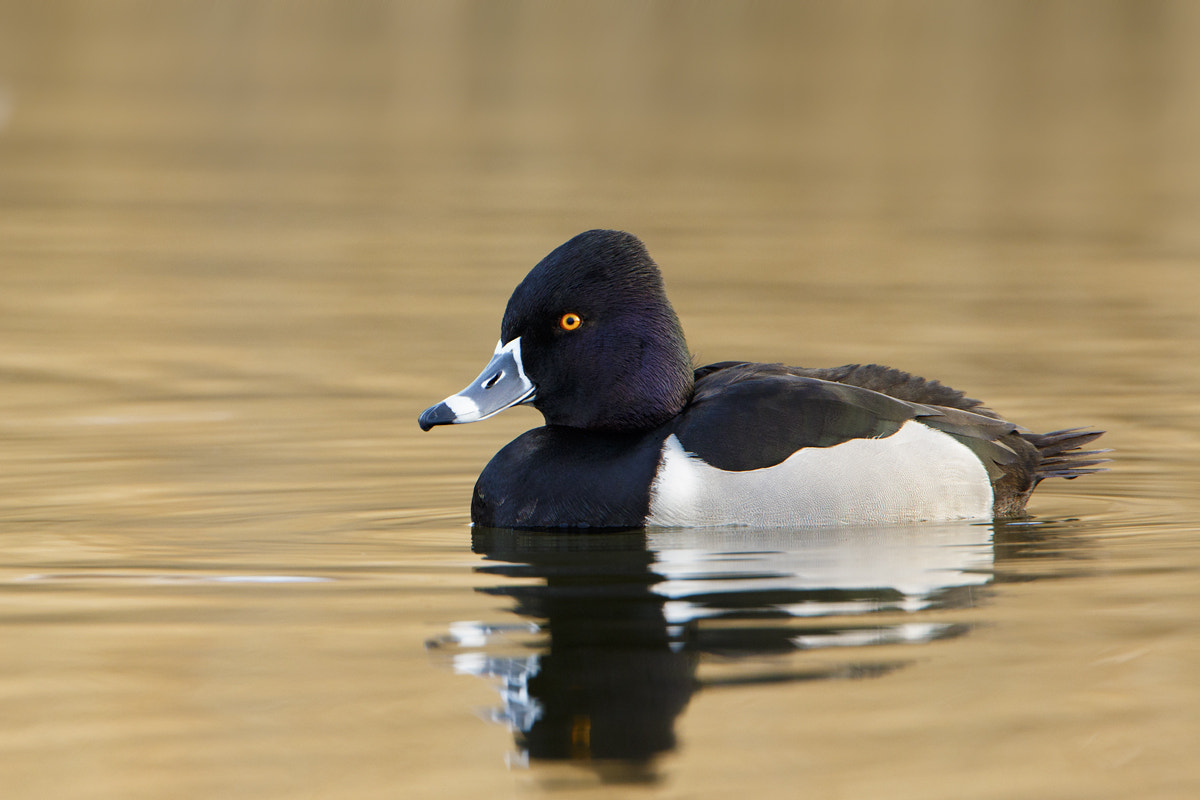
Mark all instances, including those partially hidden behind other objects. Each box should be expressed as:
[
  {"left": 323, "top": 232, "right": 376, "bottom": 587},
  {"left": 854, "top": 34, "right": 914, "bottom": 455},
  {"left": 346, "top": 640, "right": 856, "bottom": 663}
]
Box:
[{"left": 1021, "top": 427, "right": 1111, "bottom": 481}]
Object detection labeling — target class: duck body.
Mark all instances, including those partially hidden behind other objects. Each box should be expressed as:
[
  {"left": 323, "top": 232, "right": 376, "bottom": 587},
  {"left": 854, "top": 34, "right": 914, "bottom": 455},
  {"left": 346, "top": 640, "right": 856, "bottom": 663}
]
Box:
[{"left": 420, "top": 230, "right": 1106, "bottom": 530}]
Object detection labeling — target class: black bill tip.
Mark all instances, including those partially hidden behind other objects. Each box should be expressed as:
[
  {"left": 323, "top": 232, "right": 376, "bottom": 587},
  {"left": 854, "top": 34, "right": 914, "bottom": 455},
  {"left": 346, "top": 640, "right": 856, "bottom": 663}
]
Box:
[{"left": 418, "top": 402, "right": 456, "bottom": 431}]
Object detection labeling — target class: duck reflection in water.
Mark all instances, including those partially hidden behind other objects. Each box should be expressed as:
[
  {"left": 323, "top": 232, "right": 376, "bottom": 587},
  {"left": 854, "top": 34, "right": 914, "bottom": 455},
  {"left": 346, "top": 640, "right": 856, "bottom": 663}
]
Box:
[{"left": 427, "top": 521, "right": 1071, "bottom": 777}]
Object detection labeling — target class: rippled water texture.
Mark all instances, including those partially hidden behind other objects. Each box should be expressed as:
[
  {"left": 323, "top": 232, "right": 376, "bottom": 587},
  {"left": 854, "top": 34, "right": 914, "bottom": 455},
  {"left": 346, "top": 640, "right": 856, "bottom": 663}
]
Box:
[{"left": 1, "top": 3, "right": 1198, "bottom": 799}]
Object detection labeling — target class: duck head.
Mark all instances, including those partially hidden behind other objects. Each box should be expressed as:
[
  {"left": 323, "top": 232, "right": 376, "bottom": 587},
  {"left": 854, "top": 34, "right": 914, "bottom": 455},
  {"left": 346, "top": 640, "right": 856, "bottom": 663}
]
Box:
[{"left": 419, "top": 230, "right": 695, "bottom": 432}]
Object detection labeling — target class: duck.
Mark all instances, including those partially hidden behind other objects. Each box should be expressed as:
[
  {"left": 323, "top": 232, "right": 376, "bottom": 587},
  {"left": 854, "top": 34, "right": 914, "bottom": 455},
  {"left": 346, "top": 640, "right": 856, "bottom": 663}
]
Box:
[{"left": 418, "top": 230, "right": 1107, "bottom": 529}]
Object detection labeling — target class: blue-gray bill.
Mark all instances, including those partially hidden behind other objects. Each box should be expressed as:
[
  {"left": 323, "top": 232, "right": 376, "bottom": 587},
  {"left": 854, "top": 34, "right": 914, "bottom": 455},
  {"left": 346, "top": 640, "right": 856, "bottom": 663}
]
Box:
[{"left": 418, "top": 338, "right": 535, "bottom": 431}]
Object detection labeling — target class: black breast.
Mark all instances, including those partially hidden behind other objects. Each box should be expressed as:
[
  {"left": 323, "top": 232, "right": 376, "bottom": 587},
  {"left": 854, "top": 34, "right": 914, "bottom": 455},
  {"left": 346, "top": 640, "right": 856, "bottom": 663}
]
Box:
[{"left": 471, "top": 426, "right": 667, "bottom": 529}]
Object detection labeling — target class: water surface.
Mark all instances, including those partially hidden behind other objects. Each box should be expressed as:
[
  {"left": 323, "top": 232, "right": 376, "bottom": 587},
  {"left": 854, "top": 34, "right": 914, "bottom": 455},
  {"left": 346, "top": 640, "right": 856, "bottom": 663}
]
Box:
[{"left": 1, "top": 4, "right": 1198, "bottom": 799}]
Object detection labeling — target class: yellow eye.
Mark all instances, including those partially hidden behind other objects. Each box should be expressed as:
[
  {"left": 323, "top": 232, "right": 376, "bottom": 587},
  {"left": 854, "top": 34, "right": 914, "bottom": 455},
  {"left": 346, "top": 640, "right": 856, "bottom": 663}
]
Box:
[{"left": 559, "top": 312, "right": 583, "bottom": 331}]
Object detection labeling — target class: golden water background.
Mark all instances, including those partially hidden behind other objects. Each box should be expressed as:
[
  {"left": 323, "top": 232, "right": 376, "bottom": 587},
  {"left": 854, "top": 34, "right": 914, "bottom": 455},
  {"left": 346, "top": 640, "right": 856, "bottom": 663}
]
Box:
[{"left": 1, "top": 3, "right": 1198, "bottom": 799}]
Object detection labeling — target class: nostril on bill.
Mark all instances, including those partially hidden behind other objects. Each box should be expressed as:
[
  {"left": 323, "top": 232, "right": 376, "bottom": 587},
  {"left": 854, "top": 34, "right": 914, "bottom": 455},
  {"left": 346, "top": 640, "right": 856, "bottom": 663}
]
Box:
[{"left": 482, "top": 371, "right": 504, "bottom": 390}]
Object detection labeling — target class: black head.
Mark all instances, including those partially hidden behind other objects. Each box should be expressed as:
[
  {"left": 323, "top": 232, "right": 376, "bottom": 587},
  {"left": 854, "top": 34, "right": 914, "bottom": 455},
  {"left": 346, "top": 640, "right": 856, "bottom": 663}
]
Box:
[{"left": 502, "top": 230, "right": 694, "bottom": 431}]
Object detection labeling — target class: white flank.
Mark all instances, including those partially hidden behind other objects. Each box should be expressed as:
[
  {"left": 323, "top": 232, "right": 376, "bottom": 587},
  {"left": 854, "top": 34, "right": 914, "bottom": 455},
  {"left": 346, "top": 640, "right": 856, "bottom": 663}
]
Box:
[{"left": 645, "top": 420, "right": 994, "bottom": 527}]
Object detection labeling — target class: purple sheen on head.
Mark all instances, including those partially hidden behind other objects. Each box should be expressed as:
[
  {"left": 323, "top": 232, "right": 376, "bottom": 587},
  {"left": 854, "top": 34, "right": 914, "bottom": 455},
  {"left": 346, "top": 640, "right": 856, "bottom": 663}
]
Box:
[{"left": 500, "top": 230, "right": 694, "bottom": 432}]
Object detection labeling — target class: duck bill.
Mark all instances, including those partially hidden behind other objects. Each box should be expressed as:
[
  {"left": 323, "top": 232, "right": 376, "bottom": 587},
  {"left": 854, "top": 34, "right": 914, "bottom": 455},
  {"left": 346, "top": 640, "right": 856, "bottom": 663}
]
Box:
[{"left": 418, "top": 338, "right": 536, "bottom": 431}]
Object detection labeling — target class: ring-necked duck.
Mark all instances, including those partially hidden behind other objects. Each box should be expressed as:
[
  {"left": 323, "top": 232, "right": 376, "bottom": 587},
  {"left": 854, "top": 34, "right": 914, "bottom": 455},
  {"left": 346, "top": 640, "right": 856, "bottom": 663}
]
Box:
[{"left": 419, "top": 230, "right": 1107, "bottom": 529}]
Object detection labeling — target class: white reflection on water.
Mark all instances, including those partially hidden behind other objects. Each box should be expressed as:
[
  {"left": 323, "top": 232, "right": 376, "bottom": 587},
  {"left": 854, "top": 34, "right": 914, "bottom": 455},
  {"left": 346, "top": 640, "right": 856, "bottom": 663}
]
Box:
[
  {"left": 435, "top": 522, "right": 997, "bottom": 771},
  {"left": 649, "top": 523, "right": 994, "bottom": 620}
]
